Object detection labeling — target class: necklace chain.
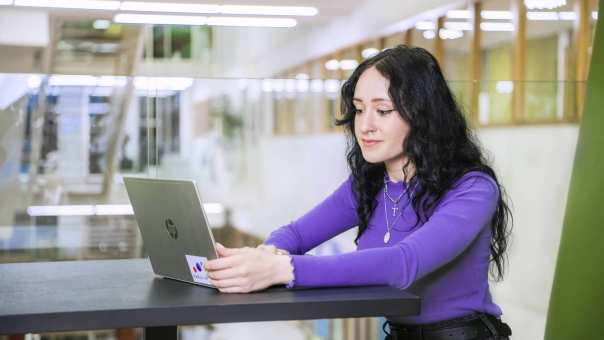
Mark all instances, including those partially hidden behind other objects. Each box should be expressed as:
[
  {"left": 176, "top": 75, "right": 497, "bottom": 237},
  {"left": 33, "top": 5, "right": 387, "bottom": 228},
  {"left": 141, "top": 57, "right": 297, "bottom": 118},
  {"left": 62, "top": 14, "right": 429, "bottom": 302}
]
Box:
[
  {"left": 384, "top": 178, "right": 405, "bottom": 217},
  {"left": 382, "top": 176, "right": 415, "bottom": 244}
]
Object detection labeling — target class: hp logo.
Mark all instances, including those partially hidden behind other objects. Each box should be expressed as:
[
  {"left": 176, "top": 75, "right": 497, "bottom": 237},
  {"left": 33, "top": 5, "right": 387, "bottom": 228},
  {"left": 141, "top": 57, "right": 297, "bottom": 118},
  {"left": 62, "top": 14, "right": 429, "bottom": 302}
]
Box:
[{"left": 165, "top": 218, "right": 178, "bottom": 239}]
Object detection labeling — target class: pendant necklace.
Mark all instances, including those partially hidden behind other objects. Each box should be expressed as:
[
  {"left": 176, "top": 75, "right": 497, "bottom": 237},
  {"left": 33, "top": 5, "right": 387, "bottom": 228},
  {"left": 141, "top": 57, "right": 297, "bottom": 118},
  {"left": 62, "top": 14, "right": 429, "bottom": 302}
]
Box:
[
  {"left": 384, "top": 177, "right": 405, "bottom": 216},
  {"left": 383, "top": 179, "right": 405, "bottom": 244}
]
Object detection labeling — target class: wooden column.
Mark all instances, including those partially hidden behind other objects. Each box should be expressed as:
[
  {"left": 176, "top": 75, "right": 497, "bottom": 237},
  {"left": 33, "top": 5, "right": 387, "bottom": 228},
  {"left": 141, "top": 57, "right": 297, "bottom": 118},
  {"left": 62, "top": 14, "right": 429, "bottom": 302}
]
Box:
[
  {"left": 404, "top": 28, "right": 414, "bottom": 46},
  {"left": 434, "top": 17, "right": 445, "bottom": 67},
  {"left": 302, "top": 62, "right": 313, "bottom": 133},
  {"left": 355, "top": 43, "right": 364, "bottom": 62},
  {"left": 469, "top": 1, "right": 482, "bottom": 126},
  {"left": 335, "top": 50, "right": 344, "bottom": 81},
  {"left": 574, "top": 0, "right": 591, "bottom": 118},
  {"left": 378, "top": 36, "right": 387, "bottom": 51},
  {"left": 511, "top": 0, "right": 526, "bottom": 123},
  {"left": 320, "top": 56, "right": 330, "bottom": 132}
]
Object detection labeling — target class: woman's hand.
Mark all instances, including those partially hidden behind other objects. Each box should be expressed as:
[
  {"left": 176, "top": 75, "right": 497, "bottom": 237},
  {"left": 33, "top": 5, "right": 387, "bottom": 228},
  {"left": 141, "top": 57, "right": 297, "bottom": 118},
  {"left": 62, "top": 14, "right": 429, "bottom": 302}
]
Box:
[
  {"left": 256, "top": 244, "right": 290, "bottom": 255},
  {"left": 204, "top": 243, "right": 294, "bottom": 293}
]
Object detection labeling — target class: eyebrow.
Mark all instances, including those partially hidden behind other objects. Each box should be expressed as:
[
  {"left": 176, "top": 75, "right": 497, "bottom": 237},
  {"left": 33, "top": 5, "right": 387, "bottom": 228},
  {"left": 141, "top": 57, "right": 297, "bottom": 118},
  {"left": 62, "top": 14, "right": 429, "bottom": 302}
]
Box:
[{"left": 352, "top": 98, "right": 392, "bottom": 103}]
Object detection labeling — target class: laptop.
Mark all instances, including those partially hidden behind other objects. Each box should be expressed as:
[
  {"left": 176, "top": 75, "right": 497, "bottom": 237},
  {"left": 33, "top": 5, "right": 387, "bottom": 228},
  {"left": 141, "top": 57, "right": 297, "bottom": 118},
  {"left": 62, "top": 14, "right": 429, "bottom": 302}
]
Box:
[{"left": 123, "top": 177, "right": 218, "bottom": 288}]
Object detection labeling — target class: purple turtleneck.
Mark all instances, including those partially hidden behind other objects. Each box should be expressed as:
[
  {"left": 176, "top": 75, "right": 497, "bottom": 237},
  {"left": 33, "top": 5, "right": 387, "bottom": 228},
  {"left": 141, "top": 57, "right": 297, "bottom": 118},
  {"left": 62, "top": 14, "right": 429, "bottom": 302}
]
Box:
[{"left": 263, "top": 171, "right": 503, "bottom": 324}]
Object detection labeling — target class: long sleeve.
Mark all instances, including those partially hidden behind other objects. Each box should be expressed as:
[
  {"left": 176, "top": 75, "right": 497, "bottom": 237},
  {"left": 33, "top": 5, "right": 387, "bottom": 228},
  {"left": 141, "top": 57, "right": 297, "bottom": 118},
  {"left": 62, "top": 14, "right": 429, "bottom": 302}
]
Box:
[
  {"left": 263, "top": 176, "right": 358, "bottom": 255},
  {"left": 287, "top": 173, "right": 499, "bottom": 289}
]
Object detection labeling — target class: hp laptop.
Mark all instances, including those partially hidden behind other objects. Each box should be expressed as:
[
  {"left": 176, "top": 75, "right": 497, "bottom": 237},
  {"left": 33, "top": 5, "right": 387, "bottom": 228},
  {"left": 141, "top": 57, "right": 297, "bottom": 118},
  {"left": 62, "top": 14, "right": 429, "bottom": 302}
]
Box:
[{"left": 123, "top": 177, "right": 218, "bottom": 288}]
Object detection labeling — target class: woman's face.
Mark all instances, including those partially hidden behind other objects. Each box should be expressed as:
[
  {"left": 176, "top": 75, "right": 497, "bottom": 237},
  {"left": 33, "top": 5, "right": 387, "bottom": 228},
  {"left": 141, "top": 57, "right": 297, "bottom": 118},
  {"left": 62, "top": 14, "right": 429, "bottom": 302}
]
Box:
[{"left": 353, "top": 66, "right": 410, "bottom": 165}]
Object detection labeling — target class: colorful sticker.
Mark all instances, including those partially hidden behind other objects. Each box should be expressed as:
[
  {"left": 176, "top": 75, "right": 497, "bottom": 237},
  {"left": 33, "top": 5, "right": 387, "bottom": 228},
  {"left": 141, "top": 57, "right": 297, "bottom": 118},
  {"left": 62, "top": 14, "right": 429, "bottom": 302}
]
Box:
[{"left": 185, "top": 254, "right": 212, "bottom": 285}]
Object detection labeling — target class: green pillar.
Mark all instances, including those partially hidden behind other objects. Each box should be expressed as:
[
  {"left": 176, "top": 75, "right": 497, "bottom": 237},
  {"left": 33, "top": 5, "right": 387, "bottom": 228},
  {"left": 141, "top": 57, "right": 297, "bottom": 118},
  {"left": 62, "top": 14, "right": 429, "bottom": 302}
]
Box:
[{"left": 544, "top": 2, "right": 604, "bottom": 339}]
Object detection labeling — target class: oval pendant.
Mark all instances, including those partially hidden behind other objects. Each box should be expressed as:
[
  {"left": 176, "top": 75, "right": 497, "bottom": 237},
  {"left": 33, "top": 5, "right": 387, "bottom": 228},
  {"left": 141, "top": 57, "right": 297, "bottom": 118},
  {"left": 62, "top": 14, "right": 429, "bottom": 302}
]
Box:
[{"left": 383, "top": 231, "right": 391, "bottom": 243}]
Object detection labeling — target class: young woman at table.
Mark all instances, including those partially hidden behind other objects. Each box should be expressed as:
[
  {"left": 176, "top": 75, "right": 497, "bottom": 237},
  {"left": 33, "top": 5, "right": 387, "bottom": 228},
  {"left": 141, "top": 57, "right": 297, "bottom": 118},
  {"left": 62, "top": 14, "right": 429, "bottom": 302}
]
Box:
[{"left": 204, "top": 45, "right": 513, "bottom": 340}]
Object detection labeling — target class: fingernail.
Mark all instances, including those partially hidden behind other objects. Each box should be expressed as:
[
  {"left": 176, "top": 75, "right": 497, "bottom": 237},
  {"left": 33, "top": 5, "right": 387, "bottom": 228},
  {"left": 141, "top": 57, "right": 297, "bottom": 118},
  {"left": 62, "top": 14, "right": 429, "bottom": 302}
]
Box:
[{"left": 215, "top": 242, "right": 223, "bottom": 248}]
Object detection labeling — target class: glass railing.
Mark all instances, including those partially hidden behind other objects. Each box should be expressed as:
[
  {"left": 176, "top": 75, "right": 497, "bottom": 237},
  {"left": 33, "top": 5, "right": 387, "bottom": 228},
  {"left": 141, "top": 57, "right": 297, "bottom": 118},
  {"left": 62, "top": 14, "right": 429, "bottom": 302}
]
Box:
[{"left": 0, "top": 74, "right": 586, "bottom": 264}]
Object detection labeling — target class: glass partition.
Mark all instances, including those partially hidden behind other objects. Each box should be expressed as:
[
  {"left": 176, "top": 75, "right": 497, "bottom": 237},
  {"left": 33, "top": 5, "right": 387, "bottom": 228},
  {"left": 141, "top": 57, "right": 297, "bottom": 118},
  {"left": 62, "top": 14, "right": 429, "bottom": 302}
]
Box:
[{"left": 0, "top": 74, "right": 585, "bottom": 263}]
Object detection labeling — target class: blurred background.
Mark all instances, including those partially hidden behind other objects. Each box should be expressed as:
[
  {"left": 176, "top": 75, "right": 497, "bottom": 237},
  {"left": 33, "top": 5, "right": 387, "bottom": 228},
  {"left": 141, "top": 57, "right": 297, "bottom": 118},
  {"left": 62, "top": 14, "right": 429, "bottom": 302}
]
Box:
[{"left": 0, "top": 0, "right": 599, "bottom": 339}]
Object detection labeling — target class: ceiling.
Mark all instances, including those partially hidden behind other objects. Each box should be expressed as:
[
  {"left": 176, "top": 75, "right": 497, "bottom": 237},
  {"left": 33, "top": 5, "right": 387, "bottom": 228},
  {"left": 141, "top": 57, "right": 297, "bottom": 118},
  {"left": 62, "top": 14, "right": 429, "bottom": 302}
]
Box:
[{"left": 0, "top": 1, "right": 366, "bottom": 75}]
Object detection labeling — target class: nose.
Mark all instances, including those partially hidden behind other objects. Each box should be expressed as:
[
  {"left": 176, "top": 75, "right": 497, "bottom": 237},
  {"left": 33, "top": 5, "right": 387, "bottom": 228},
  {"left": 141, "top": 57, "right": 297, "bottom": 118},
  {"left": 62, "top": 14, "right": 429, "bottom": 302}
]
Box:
[{"left": 358, "top": 110, "right": 377, "bottom": 134}]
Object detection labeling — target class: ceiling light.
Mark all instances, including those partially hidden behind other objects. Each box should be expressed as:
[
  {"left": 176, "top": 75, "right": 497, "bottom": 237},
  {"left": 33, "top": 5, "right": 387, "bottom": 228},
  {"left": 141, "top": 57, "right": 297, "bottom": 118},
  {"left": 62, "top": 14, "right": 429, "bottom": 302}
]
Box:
[
  {"left": 527, "top": 11, "right": 559, "bottom": 20},
  {"left": 93, "top": 204, "right": 135, "bottom": 216},
  {"left": 207, "top": 16, "right": 296, "bottom": 28},
  {"left": 27, "top": 75, "right": 42, "bottom": 89},
  {"left": 325, "top": 59, "right": 340, "bottom": 71},
  {"left": 446, "top": 10, "right": 472, "bottom": 19},
  {"left": 49, "top": 75, "right": 99, "bottom": 86},
  {"left": 439, "top": 28, "right": 463, "bottom": 39},
  {"left": 0, "top": 0, "right": 13, "bottom": 5},
  {"left": 444, "top": 21, "right": 472, "bottom": 31},
  {"left": 219, "top": 5, "right": 317, "bottom": 16},
  {"left": 119, "top": 2, "right": 316, "bottom": 16},
  {"left": 558, "top": 11, "right": 576, "bottom": 20},
  {"left": 310, "top": 79, "right": 323, "bottom": 93},
  {"left": 134, "top": 77, "right": 193, "bottom": 91},
  {"left": 524, "top": 0, "right": 566, "bottom": 10},
  {"left": 97, "top": 76, "right": 127, "bottom": 87},
  {"left": 120, "top": 1, "right": 220, "bottom": 14},
  {"left": 415, "top": 21, "right": 436, "bottom": 30},
  {"left": 423, "top": 30, "right": 436, "bottom": 39},
  {"left": 339, "top": 59, "right": 359, "bottom": 70},
  {"left": 594, "top": 11, "right": 598, "bottom": 20},
  {"left": 295, "top": 73, "right": 309, "bottom": 79},
  {"left": 262, "top": 79, "right": 272, "bottom": 92},
  {"left": 115, "top": 13, "right": 207, "bottom": 25},
  {"left": 271, "top": 79, "right": 284, "bottom": 92},
  {"left": 496, "top": 81, "right": 513, "bottom": 94},
  {"left": 296, "top": 79, "right": 309, "bottom": 92},
  {"left": 93, "top": 19, "right": 111, "bottom": 29},
  {"left": 285, "top": 79, "right": 296, "bottom": 92},
  {"left": 480, "top": 22, "right": 514, "bottom": 31},
  {"left": 27, "top": 203, "right": 222, "bottom": 216},
  {"left": 362, "top": 48, "right": 379, "bottom": 59},
  {"left": 14, "top": 0, "right": 120, "bottom": 10},
  {"left": 481, "top": 10, "right": 513, "bottom": 20},
  {"left": 324, "top": 79, "right": 340, "bottom": 93}
]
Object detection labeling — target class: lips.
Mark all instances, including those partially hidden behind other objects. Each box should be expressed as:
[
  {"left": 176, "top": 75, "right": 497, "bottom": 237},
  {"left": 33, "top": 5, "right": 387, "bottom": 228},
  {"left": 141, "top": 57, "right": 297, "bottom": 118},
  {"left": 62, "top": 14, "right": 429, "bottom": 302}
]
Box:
[{"left": 361, "top": 139, "right": 382, "bottom": 147}]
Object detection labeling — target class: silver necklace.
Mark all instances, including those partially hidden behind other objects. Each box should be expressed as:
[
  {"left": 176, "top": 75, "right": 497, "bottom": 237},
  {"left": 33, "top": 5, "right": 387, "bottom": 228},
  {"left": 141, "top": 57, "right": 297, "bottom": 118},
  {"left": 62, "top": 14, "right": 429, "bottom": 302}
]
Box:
[
  {"left": 383, "top": 190, "right": 403, "bottom": 243},
  {"left": 382, "top": 177, "right": 415, "bottom": 243},
  {"left": 383, "top": 178, "right": 405, "bottom": 244},
  {"left": 384, "top": 178, "right": 405, "bottom": 217}
]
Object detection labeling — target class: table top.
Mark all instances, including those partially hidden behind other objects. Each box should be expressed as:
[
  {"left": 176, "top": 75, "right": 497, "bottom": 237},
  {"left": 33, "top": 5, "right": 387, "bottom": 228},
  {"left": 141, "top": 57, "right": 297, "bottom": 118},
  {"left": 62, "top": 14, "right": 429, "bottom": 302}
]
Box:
[{"left": 0, "top": 259, "right": 420, "bottom": 334}]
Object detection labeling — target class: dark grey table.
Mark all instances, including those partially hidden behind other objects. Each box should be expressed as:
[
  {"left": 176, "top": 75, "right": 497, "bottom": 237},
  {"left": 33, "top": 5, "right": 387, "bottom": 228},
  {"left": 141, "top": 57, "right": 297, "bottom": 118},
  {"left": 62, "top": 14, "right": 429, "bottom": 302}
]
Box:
[{"left": 0, "top": 259, "right": 420, "bottom": 339}]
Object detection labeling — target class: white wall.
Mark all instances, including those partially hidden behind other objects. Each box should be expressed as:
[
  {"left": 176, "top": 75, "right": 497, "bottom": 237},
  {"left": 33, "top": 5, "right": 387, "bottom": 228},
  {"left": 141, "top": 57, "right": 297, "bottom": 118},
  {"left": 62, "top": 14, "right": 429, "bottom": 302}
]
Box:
[{"left": 478, "top": 125, "right": 578, "bottom": 340}]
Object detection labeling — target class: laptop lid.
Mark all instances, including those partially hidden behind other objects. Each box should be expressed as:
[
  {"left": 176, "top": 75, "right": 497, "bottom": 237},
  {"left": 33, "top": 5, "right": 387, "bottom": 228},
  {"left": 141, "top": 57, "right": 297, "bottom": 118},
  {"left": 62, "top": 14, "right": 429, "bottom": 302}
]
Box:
[{"left": 123, "top": 177, "right": 217, "bottom": 288}]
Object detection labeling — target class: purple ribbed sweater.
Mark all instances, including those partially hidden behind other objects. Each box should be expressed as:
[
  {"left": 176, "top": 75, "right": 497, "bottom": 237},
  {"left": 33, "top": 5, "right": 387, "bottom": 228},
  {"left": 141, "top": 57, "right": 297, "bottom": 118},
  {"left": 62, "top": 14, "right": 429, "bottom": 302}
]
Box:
[{"left": 263, "top": 171, "right": 503, "bottom": 324}]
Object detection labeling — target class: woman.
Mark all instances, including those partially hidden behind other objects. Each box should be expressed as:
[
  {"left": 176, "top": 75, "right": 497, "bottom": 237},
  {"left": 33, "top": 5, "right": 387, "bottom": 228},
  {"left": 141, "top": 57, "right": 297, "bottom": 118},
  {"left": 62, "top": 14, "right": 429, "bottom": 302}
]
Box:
[{"left": 204, "top": 45, "right": 513, "bottom": 340}]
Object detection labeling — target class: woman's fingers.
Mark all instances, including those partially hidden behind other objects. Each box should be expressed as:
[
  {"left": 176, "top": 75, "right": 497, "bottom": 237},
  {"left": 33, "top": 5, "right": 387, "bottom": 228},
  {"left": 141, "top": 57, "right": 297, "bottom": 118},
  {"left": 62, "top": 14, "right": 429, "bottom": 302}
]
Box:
[
  {"left": 208, "top": 266, "right": 248, "bottom": 280},
  {"left": 211, "top": 277, "right": 247, "bottom": 289},
  {"left": 217, "top": 286, "right": 245, "bottom": 293},
  {"left": 204, "top": 254, "right": 244, "bottom": 271},
  {"left": 214, "top": 244, "right": 249, "bottom": 257},
  {"left": 257, "top": 244, "right": 276, "bottom": 252}
]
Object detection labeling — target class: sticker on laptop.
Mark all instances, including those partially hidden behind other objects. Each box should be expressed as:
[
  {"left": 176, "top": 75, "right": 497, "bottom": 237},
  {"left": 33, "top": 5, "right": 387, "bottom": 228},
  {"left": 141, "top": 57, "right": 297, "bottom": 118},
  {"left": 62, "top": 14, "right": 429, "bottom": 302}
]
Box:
[{"left": 185, "top": 255, "right": 211, "bottom": 285}]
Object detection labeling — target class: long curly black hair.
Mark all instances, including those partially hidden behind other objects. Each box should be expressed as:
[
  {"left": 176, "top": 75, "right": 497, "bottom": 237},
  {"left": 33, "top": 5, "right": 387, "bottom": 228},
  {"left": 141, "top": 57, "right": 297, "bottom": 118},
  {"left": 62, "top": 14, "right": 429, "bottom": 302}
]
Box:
[{"left": 336, "top": 45, "right": 512, "bottom": 281}]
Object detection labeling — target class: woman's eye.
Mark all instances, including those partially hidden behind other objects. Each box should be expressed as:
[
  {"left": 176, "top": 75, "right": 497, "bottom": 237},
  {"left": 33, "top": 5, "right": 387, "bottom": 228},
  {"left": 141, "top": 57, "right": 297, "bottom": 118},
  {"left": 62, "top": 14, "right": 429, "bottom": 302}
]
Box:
[
  {"left": 377, "top": 109, "right": 394, "bottom": 116},
  {"left": 354, "top": 108, "right": 363, "bottom": 114}
]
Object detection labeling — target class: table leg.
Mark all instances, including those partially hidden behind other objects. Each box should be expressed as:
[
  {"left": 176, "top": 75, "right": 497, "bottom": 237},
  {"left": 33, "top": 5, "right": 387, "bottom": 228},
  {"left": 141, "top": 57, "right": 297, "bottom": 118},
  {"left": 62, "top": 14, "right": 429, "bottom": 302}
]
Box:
[
  {"left": 144, "top": 326, "right": 177, "bottom": 340},
  {"left": 116, "top": 328, "right": 138, "bottom": 340}
]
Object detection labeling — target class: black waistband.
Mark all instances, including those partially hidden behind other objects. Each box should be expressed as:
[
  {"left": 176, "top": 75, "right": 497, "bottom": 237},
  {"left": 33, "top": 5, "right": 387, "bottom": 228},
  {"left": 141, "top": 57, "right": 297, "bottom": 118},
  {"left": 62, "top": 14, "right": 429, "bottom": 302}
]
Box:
[{"left": 384, "top": 313, "right": 512, "bottom": 340}]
